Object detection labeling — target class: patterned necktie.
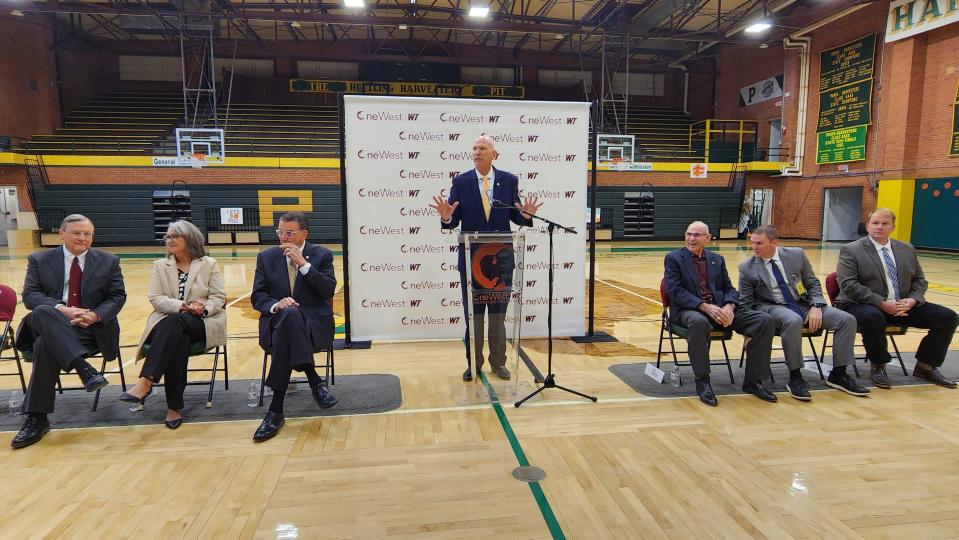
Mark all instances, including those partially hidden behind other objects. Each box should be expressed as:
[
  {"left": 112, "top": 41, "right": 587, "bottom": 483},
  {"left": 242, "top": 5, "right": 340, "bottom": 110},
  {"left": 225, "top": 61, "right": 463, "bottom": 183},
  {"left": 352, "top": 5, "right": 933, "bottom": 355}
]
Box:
[
  {"left": 287, "top": 261, "right": 297, "bottom": 297},
  {"left": 768, "top": 260, "right": 804, "bottom": 318},
  {"left": 881, "top": 247, "right": 902, "bottom": 300},
  {"left": 67, "top": 257, "right": 82, "bottom": 308},
  {"left": 481, "top": 176, "right": 491, "bottom": 220}
]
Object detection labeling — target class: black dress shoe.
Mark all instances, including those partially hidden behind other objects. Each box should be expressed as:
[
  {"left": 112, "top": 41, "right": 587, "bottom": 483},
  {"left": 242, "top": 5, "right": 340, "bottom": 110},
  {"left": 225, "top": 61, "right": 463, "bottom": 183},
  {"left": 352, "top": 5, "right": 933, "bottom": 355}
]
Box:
[
  {"left": 119, "top": 388, "right": 153, "bottom": 404},
  {"left": 462, "top": 368, "right": 473, "bottom": 382},
  {"left": 165, "top": 417, "right": 183, "bottom": 430},
  {"left": 311, "top": 383, "right": 338, "bottom": 409},
  {"left": 492, "top": 366, "right": 511, "bottom": 380},
  {"left": 253, "top": 412, "right": 285, "bottom": 442},
  {"left": 786, "top": 377, "right": 812, "bottom": 401},
  {"left": 11, "top": 415, "right": 50, "bottom": 449},
  {"left": 826, "top": 371, "right": 870, "bottom": 396},
  {"left": 870, "top": 364, "right": 892, "bottom": 389},
  {"left": 913, "top": 365, "right": 958, "bottom": 389},
  {"left": 696, "top": 382, "right": 718, "bottom": 406},
  {"left": 77, "top": 365, "right": 109, "bottom": 393},
  {"left": 742, "top": 379, "right": 778, "bottom": 402}
]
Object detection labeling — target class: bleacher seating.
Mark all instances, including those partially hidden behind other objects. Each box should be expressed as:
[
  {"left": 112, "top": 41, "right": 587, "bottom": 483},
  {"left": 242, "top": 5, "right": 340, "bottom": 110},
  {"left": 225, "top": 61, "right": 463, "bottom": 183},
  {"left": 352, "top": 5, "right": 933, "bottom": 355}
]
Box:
[
  {"left": 604, "top": 103, "right": 698, "bottom": 162},
  {"left": 21, "top": 92, "right": 182, "bottom": 155},
  {"left": 210, "top": 103, "right": 340, "bottom": 158}
]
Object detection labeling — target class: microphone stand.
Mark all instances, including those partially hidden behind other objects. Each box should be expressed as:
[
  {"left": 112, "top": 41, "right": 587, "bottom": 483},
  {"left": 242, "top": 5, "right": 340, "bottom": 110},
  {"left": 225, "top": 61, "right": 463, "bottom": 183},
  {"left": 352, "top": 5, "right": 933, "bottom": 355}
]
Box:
[{"left": 489, "top": 199, "right": 597, "bottom": 407}]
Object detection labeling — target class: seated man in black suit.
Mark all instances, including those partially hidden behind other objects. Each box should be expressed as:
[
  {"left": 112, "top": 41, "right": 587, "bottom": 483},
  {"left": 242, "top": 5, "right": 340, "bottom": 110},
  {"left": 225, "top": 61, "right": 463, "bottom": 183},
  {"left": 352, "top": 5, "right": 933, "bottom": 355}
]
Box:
[
  {"left": 12, "top": 214, "right": 127, "bottom": 448},
  {"left": 251, "top": 211, "right": 338, "bottom": 442},
  {"left": 663, "top": 221, "right": 776, "bottom": 406}
]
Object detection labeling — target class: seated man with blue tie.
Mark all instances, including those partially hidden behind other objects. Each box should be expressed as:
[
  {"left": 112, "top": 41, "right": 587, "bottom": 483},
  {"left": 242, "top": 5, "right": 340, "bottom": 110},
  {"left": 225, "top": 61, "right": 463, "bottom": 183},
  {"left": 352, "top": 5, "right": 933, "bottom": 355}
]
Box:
[
  {"left": 739, "top": 225, "right": 869, "bottom": 400},
  {"left": 251, "top": 212, "right": 338, "bottom": 442},
  {"left": 836, "top": 208, "right": 959, "bottom": 389}
]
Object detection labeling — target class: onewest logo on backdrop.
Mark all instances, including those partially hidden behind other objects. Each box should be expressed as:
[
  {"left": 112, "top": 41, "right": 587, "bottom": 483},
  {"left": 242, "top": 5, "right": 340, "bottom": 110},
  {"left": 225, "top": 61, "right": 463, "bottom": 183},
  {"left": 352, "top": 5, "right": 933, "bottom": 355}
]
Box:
[{"left": 343, "top": 95, "right": 589, "bottom": 341}]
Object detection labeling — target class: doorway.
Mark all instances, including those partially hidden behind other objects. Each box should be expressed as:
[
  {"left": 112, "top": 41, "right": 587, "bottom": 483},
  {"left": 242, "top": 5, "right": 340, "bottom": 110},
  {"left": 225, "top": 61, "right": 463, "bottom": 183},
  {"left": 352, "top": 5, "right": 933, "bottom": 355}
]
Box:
[
  {"left": 768, "top": 118, "right": 783, "bottom": 161},
  {"left": 822, "top": 187, "right": 862, "bottom": 242},
  {"left": 0, "top": 186, "right": 18, "bottom": 246}
]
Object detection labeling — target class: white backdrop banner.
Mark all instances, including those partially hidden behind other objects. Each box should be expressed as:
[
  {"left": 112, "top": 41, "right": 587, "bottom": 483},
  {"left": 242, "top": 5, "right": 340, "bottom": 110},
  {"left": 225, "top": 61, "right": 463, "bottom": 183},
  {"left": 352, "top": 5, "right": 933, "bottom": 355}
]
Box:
[{"left": 344, "top": 95, "right": 589, "bottom": 341}]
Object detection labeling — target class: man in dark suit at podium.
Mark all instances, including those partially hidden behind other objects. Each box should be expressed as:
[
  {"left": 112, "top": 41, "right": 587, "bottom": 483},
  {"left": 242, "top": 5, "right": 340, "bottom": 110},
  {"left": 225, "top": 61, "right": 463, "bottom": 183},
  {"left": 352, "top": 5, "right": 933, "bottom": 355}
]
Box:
[
  {"left": 430, "top": 135, "right": 541, "bottom": 382},
  {"left": 251, "top": 211, "right": 338, "bottom": 442}
]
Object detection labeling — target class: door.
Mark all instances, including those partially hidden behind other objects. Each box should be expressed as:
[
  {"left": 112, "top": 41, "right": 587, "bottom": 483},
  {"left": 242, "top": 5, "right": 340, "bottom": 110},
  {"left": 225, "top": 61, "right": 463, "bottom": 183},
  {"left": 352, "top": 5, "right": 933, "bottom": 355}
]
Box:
[
  {"left": 742, "top": 188, "right": 773, "bottom": 233},
  {"left": 821, "top": 187, "right": 862, "bottom": 241},
  {"left": 0, "top": 186, "right": 18, "bottom": 246},
  {"left": 768, "top": 118, "right": 783, "bottom": 160}
]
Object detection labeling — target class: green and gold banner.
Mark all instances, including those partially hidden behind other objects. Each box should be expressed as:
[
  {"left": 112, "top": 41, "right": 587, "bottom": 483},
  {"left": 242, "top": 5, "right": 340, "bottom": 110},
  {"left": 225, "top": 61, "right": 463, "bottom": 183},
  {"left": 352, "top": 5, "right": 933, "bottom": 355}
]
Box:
[
  {"left": 817, "top": 125, "right": 868, "bottom": 164},
  {"left": 819, "top": 34, "right": 876, "bottom": 92},
  {"left": 817, "top": 79, "right": 873, "bottom": 133},
  {"left": 951, "top": 82, "right": 959, "bottom": 156},
  {"left": 289, "top": 79, "right": 525, "bottom": 99}
]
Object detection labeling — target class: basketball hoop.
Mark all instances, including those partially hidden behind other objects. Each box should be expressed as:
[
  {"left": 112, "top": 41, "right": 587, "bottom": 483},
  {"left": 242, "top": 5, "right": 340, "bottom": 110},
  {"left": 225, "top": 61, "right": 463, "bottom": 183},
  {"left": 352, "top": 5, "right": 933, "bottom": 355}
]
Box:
[{"left": 189, "top": 152, "right": 207, "bottom": 169}]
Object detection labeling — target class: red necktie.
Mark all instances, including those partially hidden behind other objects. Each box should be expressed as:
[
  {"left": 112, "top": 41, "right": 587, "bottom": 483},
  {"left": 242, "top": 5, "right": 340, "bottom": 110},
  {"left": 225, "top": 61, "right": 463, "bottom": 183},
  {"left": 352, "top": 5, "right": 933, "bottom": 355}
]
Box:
[{"left": 67, "top": 257, "right": 82, "bottom": 308}]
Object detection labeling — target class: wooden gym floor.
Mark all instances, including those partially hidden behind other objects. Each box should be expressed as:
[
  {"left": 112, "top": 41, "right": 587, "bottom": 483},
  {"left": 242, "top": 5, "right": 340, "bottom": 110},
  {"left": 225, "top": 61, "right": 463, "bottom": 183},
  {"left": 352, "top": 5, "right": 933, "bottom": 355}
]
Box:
[{"left": 1, "top": 239, "right": 958, "bottom": 539}]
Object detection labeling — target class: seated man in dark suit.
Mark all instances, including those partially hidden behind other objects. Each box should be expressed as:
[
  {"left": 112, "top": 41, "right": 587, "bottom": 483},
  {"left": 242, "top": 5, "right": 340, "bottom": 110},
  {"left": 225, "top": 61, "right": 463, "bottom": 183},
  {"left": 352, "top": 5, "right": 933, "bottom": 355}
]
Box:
[
  {"left": 12, "top": 214, "right": 127, "bottom": 448},
  {"left": 664, "top": 221, "right": 776, "bottom": 406},
  {"left": 251, "top": 211, "right": 338, "bottom": 442},
  {"left": 836, "top": 208, "right": 959, "bottom": 389}
]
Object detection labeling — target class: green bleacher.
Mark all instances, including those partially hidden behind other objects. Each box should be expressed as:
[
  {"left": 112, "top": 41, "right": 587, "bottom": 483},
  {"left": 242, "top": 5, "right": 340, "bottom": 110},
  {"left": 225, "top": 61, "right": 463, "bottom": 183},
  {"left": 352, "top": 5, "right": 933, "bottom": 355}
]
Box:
[
  {"left": 21, "top": 92, "right": 182, "bottom": 154},
  {"left": 211, "top": 103, "right": 340, "bottom": 158},
  {"left": 605, "top": 103, "right": 698, "bottom": 161}
]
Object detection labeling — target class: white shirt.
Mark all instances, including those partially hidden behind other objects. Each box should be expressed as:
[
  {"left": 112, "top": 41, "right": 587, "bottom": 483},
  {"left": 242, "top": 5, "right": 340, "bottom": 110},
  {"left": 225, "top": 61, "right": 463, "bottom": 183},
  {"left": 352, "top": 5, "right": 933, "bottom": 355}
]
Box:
[
  {"left": 868, "top": 236, "right": 898, "bottom": 301},
  {"left": 60, "top": 245, "right": 89, "bottom": 304},
  {"left": 270, "top": 242, "right": 311, "bottom": 313},
  {"left": 761, "top": 248, "right": 791, "bottom": 304}
]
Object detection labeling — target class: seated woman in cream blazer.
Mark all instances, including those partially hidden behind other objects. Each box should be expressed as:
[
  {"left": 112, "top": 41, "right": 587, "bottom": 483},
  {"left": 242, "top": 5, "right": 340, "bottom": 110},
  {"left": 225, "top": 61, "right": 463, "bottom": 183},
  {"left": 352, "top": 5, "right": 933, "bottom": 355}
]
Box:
[{"left": 123, "top": 220, "right": 227, "bottom": 429}]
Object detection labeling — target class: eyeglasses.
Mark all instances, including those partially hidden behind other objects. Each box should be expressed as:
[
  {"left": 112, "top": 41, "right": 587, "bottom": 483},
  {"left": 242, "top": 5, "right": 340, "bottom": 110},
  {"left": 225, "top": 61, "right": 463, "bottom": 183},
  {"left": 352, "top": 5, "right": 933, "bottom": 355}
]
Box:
[
  {"left": 685, "top": 232, "right": 707, "bottom": 238},
  {"left": 276, "top": 229, "right": 303, "bottom": 238},
  {"left": 164, "top": 234, "right": 183, "bottom": 241},
  {"left": 64, "top": 231, "right": 93, "bottom": 238}
]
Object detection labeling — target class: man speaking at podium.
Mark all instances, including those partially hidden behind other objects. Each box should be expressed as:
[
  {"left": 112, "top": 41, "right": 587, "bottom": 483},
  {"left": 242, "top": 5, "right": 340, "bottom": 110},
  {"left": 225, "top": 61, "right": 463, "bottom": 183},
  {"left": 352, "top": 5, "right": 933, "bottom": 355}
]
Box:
[{"left": 430, "top": 135, "right": 541, "bottom": 382}]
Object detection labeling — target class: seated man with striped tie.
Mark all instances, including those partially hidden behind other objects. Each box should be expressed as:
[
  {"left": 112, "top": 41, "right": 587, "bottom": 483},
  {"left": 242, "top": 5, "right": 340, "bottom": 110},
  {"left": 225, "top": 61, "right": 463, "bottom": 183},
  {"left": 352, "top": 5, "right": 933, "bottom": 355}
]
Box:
[
  {"left": 739, "top": 225, "right": 869, "bottom": 400},
  {"left": 835, "top": 208, "right": 959, "bottom": 389}
]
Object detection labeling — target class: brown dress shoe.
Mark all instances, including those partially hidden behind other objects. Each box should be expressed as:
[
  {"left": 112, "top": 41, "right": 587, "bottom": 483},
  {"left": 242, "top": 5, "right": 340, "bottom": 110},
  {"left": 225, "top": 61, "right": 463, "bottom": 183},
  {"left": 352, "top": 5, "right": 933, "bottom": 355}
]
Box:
[
  {"left": 870, "top": 364, "right": 892, "bottom": 389},
  {"left": 913, "top": 365, "right": 958, "bottom": 389}
]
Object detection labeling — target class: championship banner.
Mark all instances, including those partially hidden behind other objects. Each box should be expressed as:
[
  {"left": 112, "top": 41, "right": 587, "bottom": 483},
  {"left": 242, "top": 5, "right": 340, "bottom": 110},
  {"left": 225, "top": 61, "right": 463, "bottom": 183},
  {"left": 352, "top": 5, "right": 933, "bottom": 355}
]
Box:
[{"left": 344, "top": 95, "right": 589, "bottom": 341}]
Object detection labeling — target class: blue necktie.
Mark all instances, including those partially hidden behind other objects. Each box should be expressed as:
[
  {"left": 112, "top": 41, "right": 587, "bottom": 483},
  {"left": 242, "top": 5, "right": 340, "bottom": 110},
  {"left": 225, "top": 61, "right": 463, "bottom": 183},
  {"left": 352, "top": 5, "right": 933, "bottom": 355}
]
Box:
[
  {"left": 881, "top": 247, "right": 902, "bottom": 300},
  {"left": 768, "top": 260, "right": 805, "bottom": 318}
]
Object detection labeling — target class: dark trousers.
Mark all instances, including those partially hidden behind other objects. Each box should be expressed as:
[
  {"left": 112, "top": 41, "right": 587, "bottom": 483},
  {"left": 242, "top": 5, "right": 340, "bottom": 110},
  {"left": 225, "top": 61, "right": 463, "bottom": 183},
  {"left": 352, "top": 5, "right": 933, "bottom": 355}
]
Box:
[
  {"left": 23, "top": 305, "right": 97, "bottom": 414},
  {"left": 464, "top": 301, "right": 508, "bottom": 370},
  {"left": 842, "top": 302, "right": 959, "bottom": 367},
  {"left": 675, "top": 305, "right": 775, "bottom": 384},
  {"left": 141, "top": 313, "right": 205, "bottom": 410},
  {"left": 264, "top": 307, "right": 317, "bottom": 391}
]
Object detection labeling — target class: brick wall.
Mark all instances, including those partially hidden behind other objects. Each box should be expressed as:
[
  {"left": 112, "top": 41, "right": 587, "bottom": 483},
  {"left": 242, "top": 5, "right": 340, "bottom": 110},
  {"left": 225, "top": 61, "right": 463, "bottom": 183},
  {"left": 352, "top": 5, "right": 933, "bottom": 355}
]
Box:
[
  {"left": 0, "top": 15, "right": 59, "bottom": 139},
  {"left": 712, "top": 43, "right": 787, "bottom": 150}
]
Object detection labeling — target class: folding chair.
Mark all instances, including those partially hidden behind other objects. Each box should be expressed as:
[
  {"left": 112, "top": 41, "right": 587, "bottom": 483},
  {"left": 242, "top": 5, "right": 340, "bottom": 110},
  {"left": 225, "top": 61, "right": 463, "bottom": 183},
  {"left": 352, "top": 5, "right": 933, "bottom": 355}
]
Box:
[
  {"left": 0, "top": 285, "right": 26, "bottom": 393},
  {"left": 656, "top": 279, "right": 735, "bottom": 384},
  {"left": 822, "top": 272, "right": 909, "bottom": 377},
  {"left": 258, "top": 347, "right": 334, "bottom": 407},
  {"left": 21, "top": 320, "right": 128, "bottom": 412},
  {"left": 138, "top": 341, "right": 229, "bottom": 408},
  {"left": 739, "top": 326, "right": 825, "bottom": 381}
]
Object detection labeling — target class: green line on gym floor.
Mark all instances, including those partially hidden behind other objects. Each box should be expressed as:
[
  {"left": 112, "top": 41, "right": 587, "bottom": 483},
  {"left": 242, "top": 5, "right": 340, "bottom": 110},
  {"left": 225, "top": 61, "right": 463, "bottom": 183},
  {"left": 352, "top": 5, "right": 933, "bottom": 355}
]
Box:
[{"left": 478, "top": 372, "right": 566, "bottom": 540}]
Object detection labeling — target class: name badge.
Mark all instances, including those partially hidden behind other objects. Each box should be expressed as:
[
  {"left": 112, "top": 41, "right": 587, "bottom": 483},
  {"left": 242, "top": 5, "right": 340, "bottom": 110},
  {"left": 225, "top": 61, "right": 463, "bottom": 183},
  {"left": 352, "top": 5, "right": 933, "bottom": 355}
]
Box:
[{"left": 794, "top": 277, "right": 807, "bottom": 296}]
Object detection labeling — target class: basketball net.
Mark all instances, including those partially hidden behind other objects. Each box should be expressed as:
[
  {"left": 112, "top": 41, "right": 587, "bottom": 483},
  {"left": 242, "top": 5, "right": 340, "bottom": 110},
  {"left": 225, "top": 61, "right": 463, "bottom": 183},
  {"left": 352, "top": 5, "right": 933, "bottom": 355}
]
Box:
[{"left": 190, "top": 152, "right": 208, "bottom": 169}]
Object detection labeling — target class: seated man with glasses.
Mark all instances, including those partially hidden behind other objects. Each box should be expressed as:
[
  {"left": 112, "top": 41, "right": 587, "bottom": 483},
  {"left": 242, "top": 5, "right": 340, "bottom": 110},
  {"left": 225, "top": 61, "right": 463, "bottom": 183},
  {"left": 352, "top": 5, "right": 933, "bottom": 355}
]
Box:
[
  {"left": 12, "top": 214, "right": 127, "bottom": 448},
  {"left": 663, "top": 221, "right": 776, "bottom": 406},
  {"left": 250, "top": 211, "right": 338, "bottom": 442}
]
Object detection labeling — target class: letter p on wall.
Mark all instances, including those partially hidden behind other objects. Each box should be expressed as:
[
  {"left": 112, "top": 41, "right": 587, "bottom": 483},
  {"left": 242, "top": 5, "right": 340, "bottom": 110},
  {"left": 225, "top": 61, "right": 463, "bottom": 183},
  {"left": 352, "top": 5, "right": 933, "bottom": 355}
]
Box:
[{"left": 258, "top": 190, "right": 314, "bottom": 225}]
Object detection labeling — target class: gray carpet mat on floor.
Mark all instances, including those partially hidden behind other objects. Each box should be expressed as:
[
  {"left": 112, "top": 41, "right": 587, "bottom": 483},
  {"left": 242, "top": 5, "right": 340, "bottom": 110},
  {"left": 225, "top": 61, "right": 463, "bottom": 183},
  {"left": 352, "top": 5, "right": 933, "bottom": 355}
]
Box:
[
  {"left": 609, "top": 351, "right": 959, "bottom": 398},
  {"left": 0, "top": 374, "right": 401, "bottom": 429}
]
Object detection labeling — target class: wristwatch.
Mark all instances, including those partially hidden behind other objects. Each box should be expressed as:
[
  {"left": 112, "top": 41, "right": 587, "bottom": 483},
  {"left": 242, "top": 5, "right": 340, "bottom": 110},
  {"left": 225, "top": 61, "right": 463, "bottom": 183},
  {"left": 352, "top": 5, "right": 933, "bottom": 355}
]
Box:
[{"left": 812, "top": 302, "right": 827, "bottom": 308}]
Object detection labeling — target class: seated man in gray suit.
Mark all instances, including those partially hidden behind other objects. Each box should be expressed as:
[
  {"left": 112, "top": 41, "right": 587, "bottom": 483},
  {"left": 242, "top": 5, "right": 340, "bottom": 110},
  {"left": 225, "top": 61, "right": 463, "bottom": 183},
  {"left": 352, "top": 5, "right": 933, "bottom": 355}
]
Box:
[
  {"left": 739, "top": 225, "right": 869, "bottom": 400},
  {"left": 12, "top": 214, "right": 126, "bottom": 448},
  {"left": 664, "top": 221, "right": 776, "bottom": 406},
  {"left": 836, "top": 208, "right": 958, "bottom": 389}
]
